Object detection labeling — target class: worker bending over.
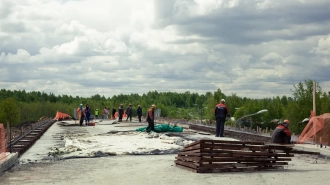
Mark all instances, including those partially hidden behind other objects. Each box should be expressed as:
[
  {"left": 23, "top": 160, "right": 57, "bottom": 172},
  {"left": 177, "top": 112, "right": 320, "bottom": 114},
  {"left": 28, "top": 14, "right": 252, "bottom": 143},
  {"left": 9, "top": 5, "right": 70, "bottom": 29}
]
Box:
[{"left": 271, "top": 119, "right": 292, "bottom": 144}]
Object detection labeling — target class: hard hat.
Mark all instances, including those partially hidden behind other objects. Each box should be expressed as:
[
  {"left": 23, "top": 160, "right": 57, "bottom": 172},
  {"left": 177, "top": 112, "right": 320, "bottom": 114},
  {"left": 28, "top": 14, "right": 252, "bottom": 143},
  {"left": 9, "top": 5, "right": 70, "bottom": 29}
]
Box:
[
  {"left": 221, "top": 99, "right": 226, "bottom": 103},
  {"left": 284, "top": 120, "right": 290, "bottom": 124},
  {"left": 80, "top": 104, "right": 83, "bottom": 106}
]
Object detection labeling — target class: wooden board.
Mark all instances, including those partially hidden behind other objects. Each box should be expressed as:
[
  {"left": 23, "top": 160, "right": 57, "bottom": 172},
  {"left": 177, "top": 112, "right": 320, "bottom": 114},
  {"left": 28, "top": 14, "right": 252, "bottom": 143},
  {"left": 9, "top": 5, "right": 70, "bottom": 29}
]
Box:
[
  {"left": 199, "top": 162, "right": 288, "bottom": 169},
  {"left": 175, "top": 139, "right": 294, "bottom": 173},
  {"left": 200, "top": 140, "right": 265, "bottom": 145},
  {"left": 178, "top": 151, "right": 294, "bottom": 158},
  {"left": 176, "top": 156, "right": 292, "bottom": 163}
]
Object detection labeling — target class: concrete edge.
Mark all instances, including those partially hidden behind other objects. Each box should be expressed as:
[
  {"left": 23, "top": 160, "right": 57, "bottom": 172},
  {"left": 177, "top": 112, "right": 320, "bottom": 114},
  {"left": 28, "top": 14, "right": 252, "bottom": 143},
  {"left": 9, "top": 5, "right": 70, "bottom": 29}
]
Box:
[
  {"left": 0, "top": 152, "right": 19, "bottom": 176},
  {"left": 293, "top": 145, "right": 330, "bottom": 159}
]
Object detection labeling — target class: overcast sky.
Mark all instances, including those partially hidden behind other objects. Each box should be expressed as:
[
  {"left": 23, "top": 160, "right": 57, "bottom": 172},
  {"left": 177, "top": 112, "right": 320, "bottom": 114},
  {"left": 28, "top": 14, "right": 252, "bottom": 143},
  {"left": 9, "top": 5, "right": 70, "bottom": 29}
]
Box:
[{"left": 1, "top": 0, "right": 330, "bottom": 99}]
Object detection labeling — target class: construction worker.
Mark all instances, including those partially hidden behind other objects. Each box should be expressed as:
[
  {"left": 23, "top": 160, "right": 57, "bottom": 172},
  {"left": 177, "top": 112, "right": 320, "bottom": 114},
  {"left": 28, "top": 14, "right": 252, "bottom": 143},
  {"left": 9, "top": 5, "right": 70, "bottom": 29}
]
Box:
[
  {"left": 79, "top": 104, "right": 86, "bottom": 127},
  {"left": 271, "top": 120, "right": 292, "bottom": 144},
  {"left": 102, "top": 106, "right": 108, "bottom": 120},
  {"left": 126, "top": 104, "right": 133, "bottom": 122},
  {"left": 146, "top": 104, "right": 156, "bottom": 133},
  {"left": 112, "top": 107, "right": 116, "bottom": 119},
  {"left": 76, "top": 105, "right": 81, "bottom": 124},
  {"left": 118, "top": 104, "right": 124, "bottom": 122},
  {"left": 137, "top": 105, "right": 142, "bottom": 123},
  {"left": 85, "top": 104, "right": 91, "bottom": 126},
  {"left": 95, "top": 109, "right": 99, "bottom": 120},
  {"left": 214, "top": 99, "right": 230, "bottom": 137}
]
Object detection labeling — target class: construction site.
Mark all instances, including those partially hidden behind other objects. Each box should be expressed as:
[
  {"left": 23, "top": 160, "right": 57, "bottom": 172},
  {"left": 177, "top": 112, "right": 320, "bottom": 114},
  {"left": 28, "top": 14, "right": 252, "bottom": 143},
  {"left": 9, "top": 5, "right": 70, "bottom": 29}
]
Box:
[
  {"left": 2, "top": 0, "right": 330, "bottom": 183},
  {"left": 0, "top": 110, "right": 330, "bottom": 185}
]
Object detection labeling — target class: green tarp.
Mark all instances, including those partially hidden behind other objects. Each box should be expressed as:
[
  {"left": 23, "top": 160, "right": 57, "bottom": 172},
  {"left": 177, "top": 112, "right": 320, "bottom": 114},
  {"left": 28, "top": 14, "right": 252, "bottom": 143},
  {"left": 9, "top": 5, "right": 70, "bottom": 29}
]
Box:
[{"left": 136, "top": 124, "right": 183, "bottom": 133}]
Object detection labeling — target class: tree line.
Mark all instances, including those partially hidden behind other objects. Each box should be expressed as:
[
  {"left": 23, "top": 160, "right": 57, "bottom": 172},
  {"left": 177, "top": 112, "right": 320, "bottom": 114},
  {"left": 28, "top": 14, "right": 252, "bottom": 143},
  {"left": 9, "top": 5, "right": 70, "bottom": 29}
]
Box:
[{"left": 0, "top": 79, "right": 329, "bottom": 134}]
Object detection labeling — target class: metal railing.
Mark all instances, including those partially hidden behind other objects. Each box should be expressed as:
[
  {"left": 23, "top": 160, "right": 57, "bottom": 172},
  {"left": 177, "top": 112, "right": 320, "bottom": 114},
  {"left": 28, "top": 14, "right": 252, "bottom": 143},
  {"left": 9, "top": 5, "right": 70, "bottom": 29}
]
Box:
[{"left": 6, "top": 118, "right": 53, "bottom": 150}]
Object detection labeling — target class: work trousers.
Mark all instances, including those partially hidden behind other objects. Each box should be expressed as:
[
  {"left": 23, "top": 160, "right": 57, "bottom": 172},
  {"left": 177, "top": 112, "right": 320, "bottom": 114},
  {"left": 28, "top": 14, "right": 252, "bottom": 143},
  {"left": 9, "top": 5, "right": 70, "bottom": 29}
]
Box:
[
  {"left": 216, "top": 117, "right": 226, "bottom": 137},
  {"left": 80, "top": 115, "right": 85, "bottom": 126},
  {"left": 119, "top": 114, "right": 123, "bottom": 122},
  {"left": 146, "top": 120, "right": 154, "bottom": 133},
  {"left": 126, "top": 114, "right": 132, "bottom": 122},
  {"left": 86, "top": 114, "right": 90, "bottom": 124},
  {"left": 138, "top": 115, "right": 142, "bottom": 122}
]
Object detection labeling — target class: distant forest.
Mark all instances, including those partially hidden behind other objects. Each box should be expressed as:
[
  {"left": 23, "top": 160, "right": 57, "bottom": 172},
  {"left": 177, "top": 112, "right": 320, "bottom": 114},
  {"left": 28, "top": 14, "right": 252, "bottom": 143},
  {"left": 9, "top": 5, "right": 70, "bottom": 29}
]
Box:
[{"left": 0, "top": 79, "right": 329, "bottom": 134}]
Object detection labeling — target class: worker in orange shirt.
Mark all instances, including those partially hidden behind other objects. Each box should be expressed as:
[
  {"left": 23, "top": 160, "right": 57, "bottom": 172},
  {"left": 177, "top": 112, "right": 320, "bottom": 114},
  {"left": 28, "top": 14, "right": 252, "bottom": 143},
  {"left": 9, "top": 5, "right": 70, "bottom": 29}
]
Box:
[
  {"left": 78, "top": 104, "right": 86, "bottom": 126},
  {"left": 146, "top": 104, "right": 156, "bottom": 133}
]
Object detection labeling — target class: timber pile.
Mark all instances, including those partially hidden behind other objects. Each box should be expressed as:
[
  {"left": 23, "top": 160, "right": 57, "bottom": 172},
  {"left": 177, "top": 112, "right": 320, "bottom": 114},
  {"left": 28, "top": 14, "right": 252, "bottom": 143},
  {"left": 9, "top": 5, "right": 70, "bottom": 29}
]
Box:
[{"left": 175, "top": 140, "right": 295, "bottom": 173}]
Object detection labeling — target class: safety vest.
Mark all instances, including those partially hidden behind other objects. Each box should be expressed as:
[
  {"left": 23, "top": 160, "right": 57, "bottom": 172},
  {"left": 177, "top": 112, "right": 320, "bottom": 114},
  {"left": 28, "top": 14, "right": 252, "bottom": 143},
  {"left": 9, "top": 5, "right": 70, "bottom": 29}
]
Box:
[{"left": 95, "top": 110, "right": 99, "bottom": 116}]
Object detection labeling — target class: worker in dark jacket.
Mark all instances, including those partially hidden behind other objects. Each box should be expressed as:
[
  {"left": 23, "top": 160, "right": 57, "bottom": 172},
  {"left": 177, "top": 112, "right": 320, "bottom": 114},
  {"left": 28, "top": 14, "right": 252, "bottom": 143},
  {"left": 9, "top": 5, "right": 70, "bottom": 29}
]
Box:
[
  {"left": 271, "top": 120, "right": 292, "bottom": 144},
  {"left": 118, "top": 104, "right": 124, "bottom": 122},
  {"left": 214, "top": 99, "right": 230, "bottom": 137},
  {"left": 126, "top": 104, "right": 133, "bottom": 122},
  {"left": 136, "top": 105, "right": 142, "bottom": 123},
  {"left": 112, "top": 107, "right": 116, "bottom": 119}
]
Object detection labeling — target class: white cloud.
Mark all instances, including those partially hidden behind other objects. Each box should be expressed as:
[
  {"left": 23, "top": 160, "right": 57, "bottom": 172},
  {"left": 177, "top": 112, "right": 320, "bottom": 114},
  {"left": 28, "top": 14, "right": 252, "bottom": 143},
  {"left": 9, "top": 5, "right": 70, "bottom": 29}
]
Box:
[
  {"left": 255, "top": 0, "right": 274, "bottom": 10},
  {"left": 0, "top": 49, "right": 31, "bottom": 64},
  {"left": 261, "top": 52, "right": 283, "bottom": 65},
  {"left": 0, "top": 0, "right": 330, "bottom": 99},
  {"left": 310, "top": 35, "right": 330, "bottom": 55}
]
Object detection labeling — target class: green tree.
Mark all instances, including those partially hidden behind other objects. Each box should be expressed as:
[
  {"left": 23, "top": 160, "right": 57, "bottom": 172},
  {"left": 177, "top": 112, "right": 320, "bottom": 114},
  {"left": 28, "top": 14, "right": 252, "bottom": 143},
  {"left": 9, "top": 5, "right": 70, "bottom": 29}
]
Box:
[
  {"left": 287, "top": 79, "right": 322, "bottom": 134},
  {"left": 319, "top": 92, "right": 330, "bottom": 114},
  {"left": 0, "top": 98, "right": 20, "bottom": 127}
]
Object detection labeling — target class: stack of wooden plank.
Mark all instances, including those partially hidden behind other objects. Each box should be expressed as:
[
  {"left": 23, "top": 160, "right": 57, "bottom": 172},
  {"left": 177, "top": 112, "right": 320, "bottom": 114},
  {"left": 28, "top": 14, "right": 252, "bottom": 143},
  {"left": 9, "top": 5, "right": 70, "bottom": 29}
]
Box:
[{"left": 175, "top": 140, "right": 295, "bottom": 173}]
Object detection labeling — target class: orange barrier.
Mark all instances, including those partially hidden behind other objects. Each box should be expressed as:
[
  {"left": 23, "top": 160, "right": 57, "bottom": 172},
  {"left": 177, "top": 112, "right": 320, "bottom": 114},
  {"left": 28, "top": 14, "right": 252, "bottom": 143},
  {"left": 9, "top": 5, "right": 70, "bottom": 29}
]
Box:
[
  {"left": 297, "top": 113, "right": 330, "bottom": 145},
  {"left": 0, "top": 124, "right": 6, "bottom": 159},
  {"left": 114, "top": 112, "right": 127, "bottom": 118},
  {"left": 53, "top": 111, "right": 71, "bottom": 120}
]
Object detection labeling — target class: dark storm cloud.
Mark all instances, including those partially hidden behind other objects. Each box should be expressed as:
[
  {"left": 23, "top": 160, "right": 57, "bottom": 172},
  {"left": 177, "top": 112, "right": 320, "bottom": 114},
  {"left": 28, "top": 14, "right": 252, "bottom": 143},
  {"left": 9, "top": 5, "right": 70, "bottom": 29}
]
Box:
[
  {"left": 153, "top": 0, "right": 330, "bottom": 45},
  {"left": 0, "top": 35, "right": 47, "bottom": 55},
  {"left": 0, "top": 63, "right": 40, "bottom": 82}
]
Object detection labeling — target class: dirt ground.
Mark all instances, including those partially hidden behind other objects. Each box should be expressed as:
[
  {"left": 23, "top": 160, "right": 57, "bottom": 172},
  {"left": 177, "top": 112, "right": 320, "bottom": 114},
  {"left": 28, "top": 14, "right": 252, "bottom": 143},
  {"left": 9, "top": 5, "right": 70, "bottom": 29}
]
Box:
[{"left": 1, "top": 154, "right": 330, "bottom": 185}]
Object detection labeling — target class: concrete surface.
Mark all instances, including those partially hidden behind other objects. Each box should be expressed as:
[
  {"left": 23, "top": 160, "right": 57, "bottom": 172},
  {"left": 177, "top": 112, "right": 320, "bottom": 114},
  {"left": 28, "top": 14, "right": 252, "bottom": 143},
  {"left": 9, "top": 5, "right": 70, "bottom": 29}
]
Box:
[
  {"left": 293, "top": 144, "right": 330, "bottom": 159},
  {"left": 1, "top": 118, "right": 330, "bottom": 184},
  {"left": 18, "top": 119, "right": 238, "bottom": 163},
  {"left": 1, "top": 154, "right": 330, "bottom": 185},
  {"left": 0, "top": 152, "right": 18, "bottom": 176}
]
